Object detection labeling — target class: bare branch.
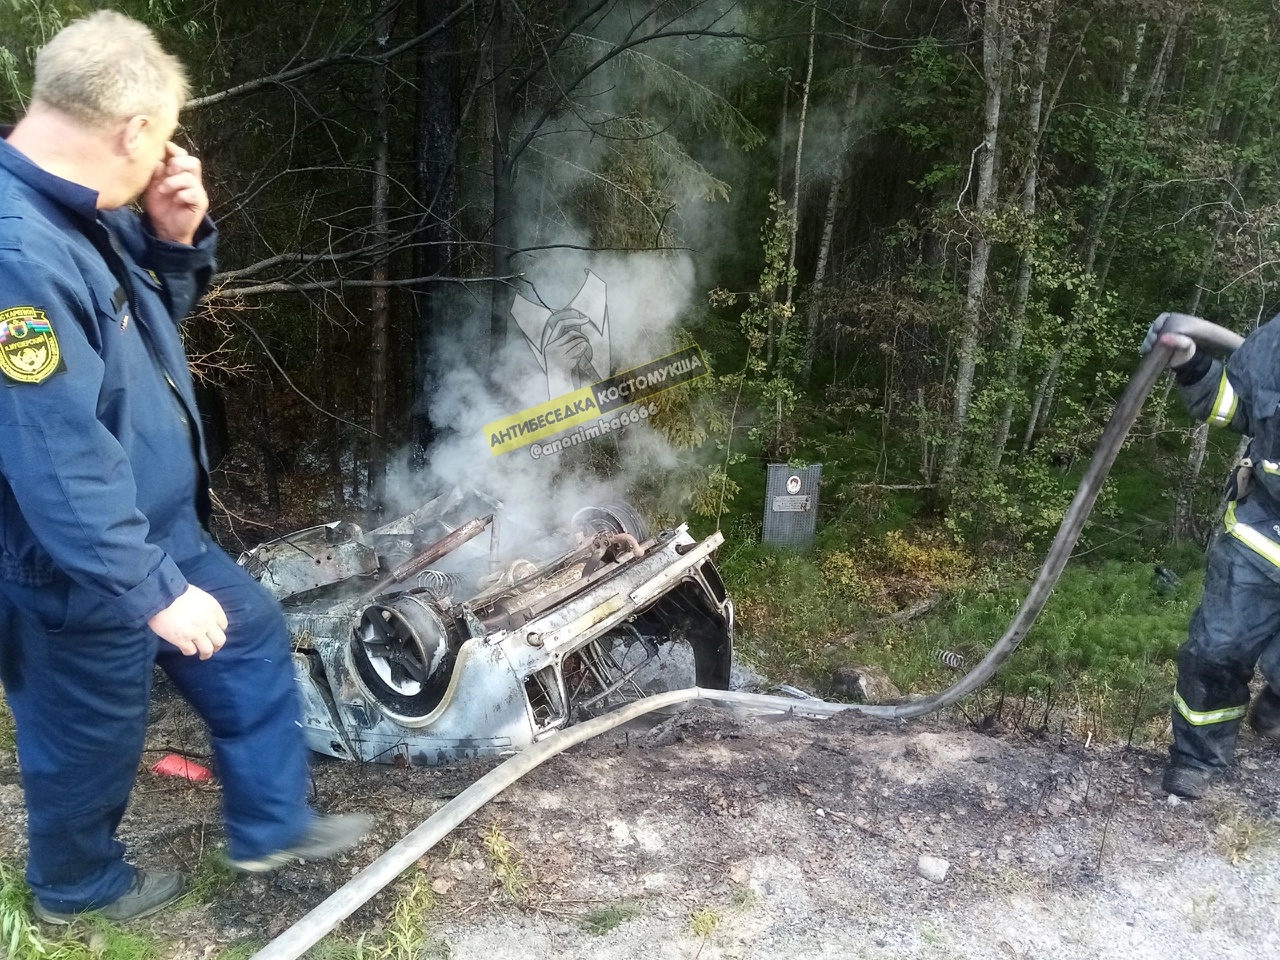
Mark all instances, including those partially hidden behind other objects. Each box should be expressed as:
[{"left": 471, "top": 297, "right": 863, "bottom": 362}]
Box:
[
  {"left": 223, "top": 309, "right": 380, "bottom": 437},
  {"left": 186, "top": 0, "right": 475, "bottom": 110},
  {"left": 217, "top": 274, "right": 520, "bottom": 297},
  {"left": 506, "top": 14, "right": 750, "bottom": 169},
  {"left": 515, "top": 242, "right": 691, "bottom": 254}
]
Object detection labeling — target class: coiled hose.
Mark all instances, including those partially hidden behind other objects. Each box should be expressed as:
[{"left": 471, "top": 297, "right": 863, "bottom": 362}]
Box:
[{"left": 252, "top": 314, "right": 1241, "bottom": 960}]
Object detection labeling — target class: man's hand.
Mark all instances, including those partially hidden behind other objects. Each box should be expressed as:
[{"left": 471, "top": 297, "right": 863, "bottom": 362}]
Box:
[
  {"left": 1141, "top": 312, "right": 1197, "bottom": 368},
  {"left": 541, "top": 308, "right": 601, "bottom": 394},
  {"left": 148, "top": 585, "right": 227, "bottom": 660},
  {"left": 144, "top": 142, "right": 209, "bottom": 246}
]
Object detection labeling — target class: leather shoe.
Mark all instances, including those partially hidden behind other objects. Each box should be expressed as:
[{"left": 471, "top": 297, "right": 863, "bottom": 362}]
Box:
[{"left": 33, "top": 869, "right": 185, "bottom": 925}]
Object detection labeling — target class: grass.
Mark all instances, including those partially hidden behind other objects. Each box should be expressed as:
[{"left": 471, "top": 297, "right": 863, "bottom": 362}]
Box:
[
  {"left": 581, "top": 903, "right": 642, "bottom": 936},
  {"left": 1212, "top": 804, "right": 1278, "bottom": 866},
  {"left": 176, "top": 851, "right": 240, "bottom": 908},
  {"left": 883, "top": 555, "right": 1201, "bottom": 732},
  {"left": 309, "top": 869, "right": 446, "bottom": 960},
  {"left": 714, "top": 434, "right": 1210, "bottom": 737},
  {"left": 212, "top": 943, "right": 260, "bottom": 960},
  {"left": 0, "top": 853, "right": 447, "bottom": 960},
  {"left": 0, "top": 859, "right": 158, "bottom": 960},
  {"left": 481, "top": 823, "right": 531, "bottom": 902},
  {"left": 0, "top": 690, "right": 16, "bottom": 754},
  {"left": 689, "top": 907, "right": 720, "bottom": 938},
  {"left": 380, "top": 871, "right": 441, "bottom": 960}
]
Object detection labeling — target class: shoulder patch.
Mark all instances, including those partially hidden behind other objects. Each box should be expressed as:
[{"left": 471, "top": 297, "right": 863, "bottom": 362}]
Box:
[{"left": 0, "top": 306, "right": 65, "bottom": 385}]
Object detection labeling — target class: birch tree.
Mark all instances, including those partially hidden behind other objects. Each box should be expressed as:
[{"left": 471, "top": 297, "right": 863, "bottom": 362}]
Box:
[{"left": 940, "top": 0, "right": 1006, "bottom": 495}]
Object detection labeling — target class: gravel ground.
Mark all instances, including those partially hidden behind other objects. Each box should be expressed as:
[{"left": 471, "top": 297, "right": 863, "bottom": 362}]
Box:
[{"left": 2, "top": 684, "right": 1279, "bottom": 959}]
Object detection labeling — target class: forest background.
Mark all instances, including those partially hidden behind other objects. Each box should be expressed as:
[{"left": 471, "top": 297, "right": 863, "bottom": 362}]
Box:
[{"left": 3, "top": 0, "right": 1277, "bottom": 734}]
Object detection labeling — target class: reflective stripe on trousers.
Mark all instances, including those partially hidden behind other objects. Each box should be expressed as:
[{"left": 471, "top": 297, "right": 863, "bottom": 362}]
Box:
[{"left": 1173, "top": 690, "right": 1247, "bottom": 726}]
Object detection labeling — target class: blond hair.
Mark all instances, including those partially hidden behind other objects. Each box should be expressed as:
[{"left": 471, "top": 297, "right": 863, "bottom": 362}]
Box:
[{"left": 31, "top": 10, "right": 189, "bottom": 126}]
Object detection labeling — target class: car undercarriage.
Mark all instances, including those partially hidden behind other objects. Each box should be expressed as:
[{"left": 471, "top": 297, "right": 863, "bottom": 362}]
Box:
[{"left": 237, "top": 489, "right": 734, "bottom": 765}]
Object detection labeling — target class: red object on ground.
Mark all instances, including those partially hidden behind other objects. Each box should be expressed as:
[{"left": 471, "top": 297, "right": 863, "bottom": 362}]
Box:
[{"left": 150, "top": 753, "right": 213, "bottom": 782}]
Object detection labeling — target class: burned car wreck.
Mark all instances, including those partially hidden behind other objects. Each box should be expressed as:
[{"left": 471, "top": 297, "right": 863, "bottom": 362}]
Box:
[{"left": 237, "top": 490, "right": 734, "bottom": 766}]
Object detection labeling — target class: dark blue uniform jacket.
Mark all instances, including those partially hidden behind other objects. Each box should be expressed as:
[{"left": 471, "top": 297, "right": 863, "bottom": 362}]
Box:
[{"left": 0, "top": 134, "right": 215, "bottom": 629}]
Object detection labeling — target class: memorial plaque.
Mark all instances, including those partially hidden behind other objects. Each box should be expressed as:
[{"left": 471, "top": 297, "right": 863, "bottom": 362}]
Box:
[{"left": 763, "top": 464, "right": 822, "bottom": 551}]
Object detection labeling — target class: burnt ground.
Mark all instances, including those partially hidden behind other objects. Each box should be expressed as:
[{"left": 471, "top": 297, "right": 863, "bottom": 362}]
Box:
[{"left": 2, "top": 678, "right": 1280, "bottom": 959}]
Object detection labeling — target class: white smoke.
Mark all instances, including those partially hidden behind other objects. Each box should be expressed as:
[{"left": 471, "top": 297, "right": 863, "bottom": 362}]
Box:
[
  {"left": 381, "top": 1, "right": 750, "bottom": 541},
  {"left": 382, "top": 248, "right": 698, "bottom": 546}
]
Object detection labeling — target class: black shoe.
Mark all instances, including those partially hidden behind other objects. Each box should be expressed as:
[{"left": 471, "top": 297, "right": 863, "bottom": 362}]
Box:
[
  {"left": 1248, "top": 689, "right": 1280, "bottom": 740},
  {"left": 33, "top": 869, "right": 186, "bottom": 925},
  {"left": 1162, "top": 764, "right": 1212, "bottom": 800},
  {"left": 226, "top": 812, "right": 372, "bottom": 873}
]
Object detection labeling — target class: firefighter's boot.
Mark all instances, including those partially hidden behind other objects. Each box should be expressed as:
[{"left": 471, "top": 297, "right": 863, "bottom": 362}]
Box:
[
  {"left": 1162, "top": 764, "right": 1213, "bottom": 800},
  {"left": 1248, "top": 686, "right": 1280, "bottom": 740}
]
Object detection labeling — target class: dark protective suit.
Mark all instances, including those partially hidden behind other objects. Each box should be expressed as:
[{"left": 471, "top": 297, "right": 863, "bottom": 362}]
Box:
[
  {"left": 1170, "top": 315, "right": 1280, "bottom": 772},
  {"left": 0, "top": 134, "right": 313, "bottom": 913}
]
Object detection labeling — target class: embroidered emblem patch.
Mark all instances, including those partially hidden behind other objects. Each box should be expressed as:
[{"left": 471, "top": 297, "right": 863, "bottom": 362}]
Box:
[{"left": 0, "top": 306, "right": 64, "bottom": 384}]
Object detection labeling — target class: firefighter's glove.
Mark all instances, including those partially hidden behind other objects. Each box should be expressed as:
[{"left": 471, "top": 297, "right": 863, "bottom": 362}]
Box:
[{"left": 1141, "top": 313, "right": 1196, "bottom": 369}]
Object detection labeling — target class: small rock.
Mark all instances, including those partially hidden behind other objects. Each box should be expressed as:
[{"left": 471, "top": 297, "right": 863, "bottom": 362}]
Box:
[
  {"left": 1053, "top": 844, "right": 1066, "bottom": 857},
  {"left": 1167, "top": 794, "right": 1181, "bottom": 807},
  {"left": 833, "top": 664, "right": 901, "bottom": 703},
  {"left": 431, "top": 877, "right": 454, "bottom": 895},
  {"left": 917, "top": 855, "right": 950, "bottom": 883}
]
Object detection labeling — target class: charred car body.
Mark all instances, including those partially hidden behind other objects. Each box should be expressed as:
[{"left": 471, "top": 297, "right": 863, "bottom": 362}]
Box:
[{"left": 238, "top": 490, "right": 734, "bottom": 766}]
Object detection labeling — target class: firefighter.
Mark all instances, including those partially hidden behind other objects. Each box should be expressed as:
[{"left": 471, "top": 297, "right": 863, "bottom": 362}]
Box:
[
  {"left": 0, "top": 12, "right": 369, "bottom": 923},
  {"left": 1144, "top": 313, "right": 1280, "bottom": 798}
]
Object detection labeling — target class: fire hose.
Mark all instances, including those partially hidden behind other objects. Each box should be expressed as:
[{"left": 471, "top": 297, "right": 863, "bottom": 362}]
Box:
[{"left": 252, "top": 313, "right": 1241, "bottom": 960}]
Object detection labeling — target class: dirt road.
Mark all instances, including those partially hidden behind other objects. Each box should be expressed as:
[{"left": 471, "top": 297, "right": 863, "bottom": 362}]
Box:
[{"left": 2, "top": 688, "right": 1278, "bottom": 959}]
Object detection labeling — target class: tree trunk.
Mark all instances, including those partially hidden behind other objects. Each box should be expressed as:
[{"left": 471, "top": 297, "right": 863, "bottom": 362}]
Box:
[
  {"left": 801, "top": 69, "right": 861, "bottom": 381},
  {"left": 367, "top": 0, "right": 393, "bottom": 514},
  {"left": 782, "top": 2, "right": 817, "bottom": 313},
  {"left": 800, "top": 0, "right": 863, "bottom": 381},
  {"left": 323, "top": 292, "right": 345, "bottom": 507},
  {"left": 488, "top": 0, "right": 514, "bottom": 376},
  {"left": 941, "top": 0, "right": 1004, "bottom": 494},
  {"left": 1079, "top": 22, "right": 1147, "bottom": 275},
  {"left": 766, "top": 76, "right": 790, "bottom": 369},
  {"left": 253, "top": 379, "right": 281, "bottom": 514},
  {"left": 1173, "top": 422, "right": 1210, "bottom": 542},
  {"left": 1170, "top": 159, "right": 1248, "bottom": 537},
  {"left": 1091, "top": 20, "right": 1179, "bottom": 285},
  {"left": 410, "top": 0, "right": 460, "bottom": 465},
  {"left": 991, "top": 2, "right": 1053, "bottom": 471},
  {"left": 1025, "top": 19, "right": 1155, "bottom": 449}
]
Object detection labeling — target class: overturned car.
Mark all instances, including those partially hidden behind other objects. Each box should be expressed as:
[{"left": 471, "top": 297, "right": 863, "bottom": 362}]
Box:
[{"left": 238, "top": 490, "right": 734, "bottom": 766}]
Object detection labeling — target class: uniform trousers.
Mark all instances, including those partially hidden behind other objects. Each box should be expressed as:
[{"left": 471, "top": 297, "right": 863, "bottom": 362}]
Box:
[
  {"left": 0, "top": 540, "right": 313, "bottom": 912},
  {"left": 1172, "top": 534, "right": 1280, "bottom": 770}
]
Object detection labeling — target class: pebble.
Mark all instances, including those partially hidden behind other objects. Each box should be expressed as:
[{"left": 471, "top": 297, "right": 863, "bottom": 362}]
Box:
[
  {"left": 917, "top": 855, "right": 950, "bottom": 883},
  {"left": 1053, "top": 844, "right": 1066, "bottom": 857}
]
